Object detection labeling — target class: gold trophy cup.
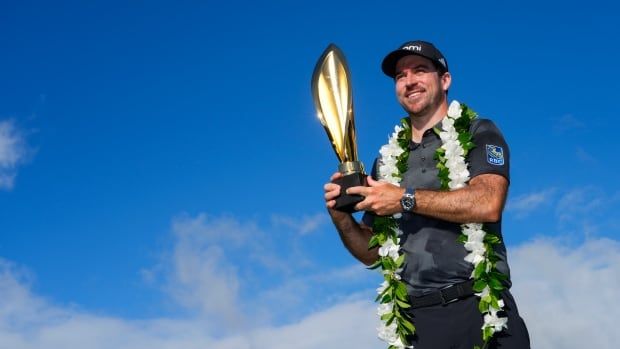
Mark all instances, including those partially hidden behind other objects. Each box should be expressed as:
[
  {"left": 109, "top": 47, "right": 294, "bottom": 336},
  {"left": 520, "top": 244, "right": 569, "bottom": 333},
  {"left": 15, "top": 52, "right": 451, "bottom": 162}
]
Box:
[{"left": 311, "top": 44, "right": 367, "bottom": 213}]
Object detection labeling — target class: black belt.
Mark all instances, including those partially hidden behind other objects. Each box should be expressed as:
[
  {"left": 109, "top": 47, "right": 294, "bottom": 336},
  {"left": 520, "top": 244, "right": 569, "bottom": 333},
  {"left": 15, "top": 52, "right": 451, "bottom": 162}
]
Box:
[{"left": 409, "top": 280, "right": 475, "bottom": 309}]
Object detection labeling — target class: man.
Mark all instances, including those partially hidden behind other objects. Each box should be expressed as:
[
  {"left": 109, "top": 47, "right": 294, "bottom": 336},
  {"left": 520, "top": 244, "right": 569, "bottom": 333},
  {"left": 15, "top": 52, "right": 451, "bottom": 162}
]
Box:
[{"left": 323, "top": 40, "right": 530, "bottom": 348}]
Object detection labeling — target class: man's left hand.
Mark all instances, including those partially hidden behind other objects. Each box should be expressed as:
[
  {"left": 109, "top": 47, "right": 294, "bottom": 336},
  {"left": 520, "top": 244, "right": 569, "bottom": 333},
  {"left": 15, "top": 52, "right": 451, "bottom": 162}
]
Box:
[{"left": 347, "top": 177, "right": 405, "bottom": 216}]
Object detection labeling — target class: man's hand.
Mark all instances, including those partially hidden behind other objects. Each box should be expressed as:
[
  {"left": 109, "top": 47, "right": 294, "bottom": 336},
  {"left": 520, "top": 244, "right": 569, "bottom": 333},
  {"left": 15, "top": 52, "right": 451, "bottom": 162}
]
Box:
[
  {"left": 347, "top": 176, "right": 405, "bottom": 216},
  {"left": 324, "top": 172, "right": 344, "bottom": 209},
  {"left": 322, "top": 171, "right": 379, "bottom": 265}
]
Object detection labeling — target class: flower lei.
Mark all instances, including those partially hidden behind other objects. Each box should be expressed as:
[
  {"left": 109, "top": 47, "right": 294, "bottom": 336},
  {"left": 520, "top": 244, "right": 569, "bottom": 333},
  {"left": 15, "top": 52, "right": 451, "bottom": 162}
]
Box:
[{"left": 370, "top": 101, "right": 508, "bottom": 349}]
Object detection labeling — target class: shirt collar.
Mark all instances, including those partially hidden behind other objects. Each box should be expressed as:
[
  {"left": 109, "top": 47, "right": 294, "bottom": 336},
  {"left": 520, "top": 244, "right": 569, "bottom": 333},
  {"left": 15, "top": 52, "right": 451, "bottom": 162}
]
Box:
[{"left": 408, "top": 118, "right": 444, "bottom": 149}]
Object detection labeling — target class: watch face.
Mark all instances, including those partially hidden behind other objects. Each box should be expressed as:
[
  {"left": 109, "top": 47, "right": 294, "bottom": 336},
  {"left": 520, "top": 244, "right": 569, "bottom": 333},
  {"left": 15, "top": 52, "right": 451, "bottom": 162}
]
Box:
[{"left": 401, "top": 195, "right": 415, "bottom": 211}]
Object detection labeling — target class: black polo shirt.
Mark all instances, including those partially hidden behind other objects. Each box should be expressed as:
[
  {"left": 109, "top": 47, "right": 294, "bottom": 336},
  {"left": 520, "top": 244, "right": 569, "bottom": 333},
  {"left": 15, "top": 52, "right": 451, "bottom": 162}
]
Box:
[{"left": 362, "top": 118, "right": 511, "bottom": 296}]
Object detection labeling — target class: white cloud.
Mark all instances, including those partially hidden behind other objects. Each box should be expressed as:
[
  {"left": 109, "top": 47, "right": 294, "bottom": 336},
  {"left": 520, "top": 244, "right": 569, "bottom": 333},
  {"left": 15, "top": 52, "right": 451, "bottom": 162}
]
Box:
[
  {"left": 0, "top": 256, "right": 380, "bottom": 349},
  {"left": 510, "top": 237, "right": 620, "bottom": 348},
  {"left": 271, "top": 213, "right": 328, "bottom": 235},
  {"left": 159, "top": 213, "right": 374, "bottom": 326},
  {"left": 506, "top": 188, "right": 555, "bottom": 217},
  {"left": 2, "top": 214, "right": 620, "bottom": 349},
  {"left": 0, "top": 119, "right": 28, "bottom": 190}
]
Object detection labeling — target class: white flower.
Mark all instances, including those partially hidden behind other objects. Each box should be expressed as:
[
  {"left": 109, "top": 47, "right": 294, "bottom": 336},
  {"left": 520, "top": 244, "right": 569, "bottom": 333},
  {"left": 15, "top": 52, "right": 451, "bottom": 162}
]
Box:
[
  {"left": 483, "top": 307, "right": 508, "bottom": 332},
  {"left": 446, "top": 158, "right": 466, "bottom": 174},
  {"left": 463, "top": 223, "right": 483, "bottom": 231},
  {"left": 380, "top": 144, "right": 403, "bottom": 158},
  {"left": 439, "top": 130, "right": 457, "bottom": 143},
  {"left": 377, "top": 280, "right": 389, "bottom": 295},
  {"left": 447, "top": 100, "right": 462, "bottom": 118},
  {"left": 379, "top": 237, "right": 400, "bottom": 261},
  {"left": 377, "top": 322, "right": 399, "bottom": 344},
  {"left": 442, "top": 115, "right": 456, "bottom": 128},
  {"left": 379, "top": 163, "right": 398, "bottom": 179},
  {"left": 443, "top": 143, "right": 462, "bottom": 160},
  {"left": 378, "top": 322, "right": 412, "bottom": 348},
  {"left": 390, "top": 335, "right": 412, "bottom": 349},
  {"left": 465, "top": 251, "right": 485, "bottom": 265},
  {"left": 464, "top": 240, "right": 485, "bottom": 254},
  {"left": 377, "top": 302, "right": 393, "bottom": 316},
  {"left": 462, "top": 226, "right": 485, "bottom": 243}
]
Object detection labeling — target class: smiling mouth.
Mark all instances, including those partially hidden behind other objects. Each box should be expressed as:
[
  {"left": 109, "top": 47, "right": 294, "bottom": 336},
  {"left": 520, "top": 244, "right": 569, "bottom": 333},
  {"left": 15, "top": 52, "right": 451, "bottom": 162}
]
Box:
[{"left": 406, "top": 90, "right": 424, "bottom": 99}]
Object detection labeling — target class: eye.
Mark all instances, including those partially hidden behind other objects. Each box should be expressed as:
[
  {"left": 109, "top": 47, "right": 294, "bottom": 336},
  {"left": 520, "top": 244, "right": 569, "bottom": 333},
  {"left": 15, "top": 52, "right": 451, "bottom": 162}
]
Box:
[{"left": 395, "top": 71, "right": 406, "bottom": 80}]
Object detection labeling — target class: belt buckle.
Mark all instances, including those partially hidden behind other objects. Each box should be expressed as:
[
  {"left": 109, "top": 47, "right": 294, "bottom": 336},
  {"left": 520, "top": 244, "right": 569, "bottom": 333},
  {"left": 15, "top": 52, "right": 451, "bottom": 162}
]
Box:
[{"left": 439, "top": 284, "right": 459, "bottom": 305}]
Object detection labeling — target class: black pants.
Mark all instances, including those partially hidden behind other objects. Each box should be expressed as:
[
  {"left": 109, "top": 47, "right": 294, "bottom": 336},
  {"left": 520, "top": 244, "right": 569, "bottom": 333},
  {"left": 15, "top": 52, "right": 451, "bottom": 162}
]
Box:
[{"left": 405, "top": 289, "right": 530, "bottom": 349}]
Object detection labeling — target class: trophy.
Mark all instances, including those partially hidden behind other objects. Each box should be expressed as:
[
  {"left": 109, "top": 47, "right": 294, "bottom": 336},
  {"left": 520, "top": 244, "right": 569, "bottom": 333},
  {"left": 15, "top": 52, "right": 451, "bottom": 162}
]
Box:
[{"left": 311, "top": 44, "right": 367, "bottom": 213}]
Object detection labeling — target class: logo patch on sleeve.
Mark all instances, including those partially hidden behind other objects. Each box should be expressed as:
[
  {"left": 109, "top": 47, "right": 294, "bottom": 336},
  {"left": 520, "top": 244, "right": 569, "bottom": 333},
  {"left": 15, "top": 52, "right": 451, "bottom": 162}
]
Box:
[{"left": 486, "top": 144, "right": 505, "bottom": 166}]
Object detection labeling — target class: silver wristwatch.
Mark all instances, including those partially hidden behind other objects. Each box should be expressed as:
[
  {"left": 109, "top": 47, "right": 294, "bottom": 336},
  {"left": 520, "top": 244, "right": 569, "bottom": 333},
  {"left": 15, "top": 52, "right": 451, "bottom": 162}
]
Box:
[{"left": 400, "top": 187, "right": 416, "bottom": 212}]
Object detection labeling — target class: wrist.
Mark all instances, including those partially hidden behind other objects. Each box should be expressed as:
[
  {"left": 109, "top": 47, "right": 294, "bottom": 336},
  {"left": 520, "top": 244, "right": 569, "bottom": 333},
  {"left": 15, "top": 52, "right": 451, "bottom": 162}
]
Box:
[{"left": 400, "top": 187, "right": 416, "bottom": 212}]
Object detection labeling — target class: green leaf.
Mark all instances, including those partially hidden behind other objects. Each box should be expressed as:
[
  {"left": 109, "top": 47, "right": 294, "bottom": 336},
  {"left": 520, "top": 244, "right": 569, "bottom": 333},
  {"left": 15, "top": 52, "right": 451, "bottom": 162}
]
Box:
[
  {"left": 484, "top": 234, "right": 500, "bottom": 244},
  {"left": 398, "top": 334, "right": 411, "bottom": 347},
  {"left": 489, "top": 270, "right": 508, "bottom": 281},
  {"left": 491, "top": 295, "right": 500, "bottom": 309},
  {"left": 478, "top": 298, "right": 489, "bottom": 313},
  {"left": 489, "top": 277, "right": 504, "bottom": 291},
  {"left": 483, "top": 326, "right": 494, "bottom": 341},
  {"left": 381, "top": 293, "right": 392, "bottom": 303},
  {"left": 395, "top": 298, "right": 411, "bottom": 308},
  {"left": 381, "top": 257, "right": 392, "bottom": 270},
  {"left": 395, "top": 253, "right": 405, "bottom": 268},
  {"left": 395, "top": 282, "right": 408, "bottom": 301},
  {"left": 464, "top": 141, "right": 476, "bottom": 152},
  {"left": 457, "top": 131, "right": 472, "bottom": 145},
  {"left": 456, "top": 234, "right": 468, "bottom": 243},
  {"left": 375, "top": 284, "right": 392, "bottom": 302},
  {"left": 367, "top": 259, "right": 382, "bottom": 270},
  {"left": 473, "top": 261, "right": 487, "bottom": 279},
  {"left": 400, "top": 318, "right": 416, "bottom": 333},
  {"left": 473, "top": 279, "right": 487, "bottom": 292},
  {"left": 368, "top": 235, "right": 379, "bottom": 249}
]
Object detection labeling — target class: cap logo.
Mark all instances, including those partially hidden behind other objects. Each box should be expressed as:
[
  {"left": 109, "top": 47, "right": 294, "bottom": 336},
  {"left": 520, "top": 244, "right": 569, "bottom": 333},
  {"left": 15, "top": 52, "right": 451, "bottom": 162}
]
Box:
[{"left": 401, "top": 45, "right": 422, "bottom": 52}]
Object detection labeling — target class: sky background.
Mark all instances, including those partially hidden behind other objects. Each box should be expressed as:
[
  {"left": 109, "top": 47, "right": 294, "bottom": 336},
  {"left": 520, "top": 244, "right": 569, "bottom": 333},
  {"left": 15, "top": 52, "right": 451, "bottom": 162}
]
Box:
[{"left": 1, "top": 0, "right": 619, "bottom": 348}]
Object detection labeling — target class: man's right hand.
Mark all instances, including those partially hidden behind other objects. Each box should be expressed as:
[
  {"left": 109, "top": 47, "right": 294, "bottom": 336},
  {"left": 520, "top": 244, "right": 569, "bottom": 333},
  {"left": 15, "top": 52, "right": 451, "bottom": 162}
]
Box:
[
  {"left": 322, "top": 172, "right": 378, "bottom": 265},
  {"left": 324, "top": 172, "right": 343, "bottom": 209}
]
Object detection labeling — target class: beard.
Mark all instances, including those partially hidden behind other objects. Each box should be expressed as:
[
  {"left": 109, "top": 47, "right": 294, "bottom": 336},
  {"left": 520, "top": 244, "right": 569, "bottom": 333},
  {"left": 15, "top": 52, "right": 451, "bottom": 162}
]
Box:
[{"left": 401, "top": 90, "right": 442, "bottom": 118}]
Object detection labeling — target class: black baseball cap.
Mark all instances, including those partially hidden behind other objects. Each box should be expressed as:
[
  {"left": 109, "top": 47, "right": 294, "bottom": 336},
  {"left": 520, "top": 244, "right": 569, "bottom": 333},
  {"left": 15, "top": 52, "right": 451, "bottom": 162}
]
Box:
[{"left": 381, "top": 40, "right": 448, "bottom": 78}]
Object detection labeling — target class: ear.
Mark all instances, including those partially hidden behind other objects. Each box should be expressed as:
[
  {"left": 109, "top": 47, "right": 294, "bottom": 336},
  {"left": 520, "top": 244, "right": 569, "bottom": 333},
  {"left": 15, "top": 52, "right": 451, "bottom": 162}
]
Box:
[{"left": 441, "top": 72, "right": 452, "bottom": 92}]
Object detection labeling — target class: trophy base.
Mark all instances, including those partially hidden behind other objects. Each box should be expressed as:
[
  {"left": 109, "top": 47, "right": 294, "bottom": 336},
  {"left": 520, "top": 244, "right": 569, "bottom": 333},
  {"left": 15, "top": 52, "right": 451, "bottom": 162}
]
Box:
[{"left": 333, "top": 172, "right": 368, "bottom": 213}]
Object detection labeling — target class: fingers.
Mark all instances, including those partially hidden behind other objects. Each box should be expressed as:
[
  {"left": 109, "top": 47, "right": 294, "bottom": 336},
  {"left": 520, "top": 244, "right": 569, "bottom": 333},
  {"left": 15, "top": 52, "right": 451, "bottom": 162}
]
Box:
[
  {"left": 330, "top": 171, "right": 343, "bottom": 181},
  {"left": 324, "top": 182, "right": 341, "bottom": 200},
  {"left": 324, "top": 172, "right": 342, "bottom": 207},
  {"left": 346, "top": 185, "right": 366, "bottom": 196},
  {"left": 366, "top": 176, "right": 378, "bottom": 186}
]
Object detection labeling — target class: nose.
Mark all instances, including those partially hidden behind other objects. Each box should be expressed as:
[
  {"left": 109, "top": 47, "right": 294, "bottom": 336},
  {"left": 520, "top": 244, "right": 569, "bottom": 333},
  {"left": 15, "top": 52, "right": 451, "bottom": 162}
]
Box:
[{"left": 404, "top": 72, "right": 418, "bottom": 88}]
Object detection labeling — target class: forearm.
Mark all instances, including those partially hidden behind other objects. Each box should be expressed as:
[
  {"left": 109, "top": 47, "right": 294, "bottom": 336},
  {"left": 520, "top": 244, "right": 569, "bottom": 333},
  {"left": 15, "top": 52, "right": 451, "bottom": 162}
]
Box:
[
  {"left": 327, "top": 208, "right": 378, "bottom": 265},
  {"left": 413, "top": 175, "right": 508, "bottom": 223}
]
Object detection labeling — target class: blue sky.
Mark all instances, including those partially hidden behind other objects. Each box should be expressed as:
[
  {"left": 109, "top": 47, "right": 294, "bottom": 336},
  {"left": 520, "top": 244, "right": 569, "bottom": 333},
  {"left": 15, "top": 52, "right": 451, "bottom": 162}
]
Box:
[{"left": 1, "top": 1, "right": 619, "bottom": 348}]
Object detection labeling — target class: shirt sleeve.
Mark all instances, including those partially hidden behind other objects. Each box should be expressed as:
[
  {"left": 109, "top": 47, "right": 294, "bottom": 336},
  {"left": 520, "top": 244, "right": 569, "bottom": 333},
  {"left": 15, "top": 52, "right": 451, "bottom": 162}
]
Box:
[
  {"left": 467, "top": 119, "right": 510, "bottom": 182},
  {"left": 361, "top": 158, "right": 378, "bottom": 227}
]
